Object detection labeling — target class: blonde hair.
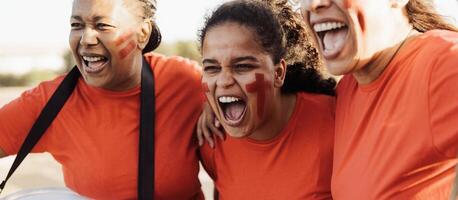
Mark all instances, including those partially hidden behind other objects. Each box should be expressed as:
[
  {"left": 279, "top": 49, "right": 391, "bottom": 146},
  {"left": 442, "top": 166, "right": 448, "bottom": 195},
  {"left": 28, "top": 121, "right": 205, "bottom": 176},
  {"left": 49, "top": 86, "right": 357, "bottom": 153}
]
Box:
[{"left": 406, "top": 0, "right": 458, "bottom": 32}]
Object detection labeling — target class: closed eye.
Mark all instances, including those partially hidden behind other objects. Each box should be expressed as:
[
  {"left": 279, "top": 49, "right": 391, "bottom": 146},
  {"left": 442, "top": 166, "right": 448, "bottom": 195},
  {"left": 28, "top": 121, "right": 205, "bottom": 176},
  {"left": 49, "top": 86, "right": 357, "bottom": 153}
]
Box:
[
  {"left": 234, "top": 63, "right": 255, "bottom": 72},
  {"left": 96, "top": 23, "right": 114, "bottom": 31},
  {"left": 70, "top": 22, "right": 83, "bottom": 30},
  {"left": 203, "top": 66, "right": 221, "bottom": 74}
]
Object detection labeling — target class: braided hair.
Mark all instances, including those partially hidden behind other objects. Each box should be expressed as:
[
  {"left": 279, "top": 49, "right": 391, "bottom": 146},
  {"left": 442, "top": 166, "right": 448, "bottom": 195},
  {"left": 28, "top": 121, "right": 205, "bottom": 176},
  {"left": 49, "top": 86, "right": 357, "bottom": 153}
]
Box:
[{"left": 127, "top": 0, "right": 162, "bottom": 52}]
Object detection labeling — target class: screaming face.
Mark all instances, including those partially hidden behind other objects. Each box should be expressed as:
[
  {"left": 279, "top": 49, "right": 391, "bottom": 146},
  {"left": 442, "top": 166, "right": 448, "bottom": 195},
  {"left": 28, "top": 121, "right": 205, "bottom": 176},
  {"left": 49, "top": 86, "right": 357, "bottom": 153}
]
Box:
[
  {"left": 69, "top": 0, "right": 145, "bottom": 91},
  {"left": 301, "top": 0, "right": 408, "bottom": 76},
  {"left": 201, "top": 22, "right": 283, "bottom": 138}
]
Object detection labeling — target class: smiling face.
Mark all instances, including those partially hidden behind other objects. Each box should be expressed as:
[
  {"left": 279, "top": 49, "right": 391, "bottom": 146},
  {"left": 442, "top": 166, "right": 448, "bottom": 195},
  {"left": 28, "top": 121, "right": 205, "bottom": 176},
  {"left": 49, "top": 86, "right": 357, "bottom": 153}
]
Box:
[
  {"left": 69, "top": 0, "right": 147, "bottom": 91},
  {"left": 201, "top": 22, "right": 285, "bottom": 138},
  {"left": 301, "top": 0, "right": 410, "bottom": 76}
]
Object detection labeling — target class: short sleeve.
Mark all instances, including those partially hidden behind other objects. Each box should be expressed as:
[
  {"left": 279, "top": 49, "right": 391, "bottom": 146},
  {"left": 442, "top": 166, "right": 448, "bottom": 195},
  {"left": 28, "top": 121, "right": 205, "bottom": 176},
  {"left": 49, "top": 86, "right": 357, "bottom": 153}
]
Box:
[
  {"left": 0, "top": 78, "right": 61, "bottom": 155},
  {"left": 429, "top": 44, "right": 458, "bottom": 158},
  {"left": 199, "top": 144, "right": 217, "bottom": 180}
]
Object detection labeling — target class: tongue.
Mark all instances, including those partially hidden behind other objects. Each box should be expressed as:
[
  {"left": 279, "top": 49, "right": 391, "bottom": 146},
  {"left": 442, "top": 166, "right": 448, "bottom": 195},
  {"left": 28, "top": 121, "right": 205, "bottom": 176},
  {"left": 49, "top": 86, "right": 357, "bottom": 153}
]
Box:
[
  {"left": 86, "top": 60, "right": 106, "bottom": 72},
  {"left": 225, "top": 102, "right": 245, "bottom": 121},
  {"left": 323, "top": 28, "right": 348, "bottom": 52}
]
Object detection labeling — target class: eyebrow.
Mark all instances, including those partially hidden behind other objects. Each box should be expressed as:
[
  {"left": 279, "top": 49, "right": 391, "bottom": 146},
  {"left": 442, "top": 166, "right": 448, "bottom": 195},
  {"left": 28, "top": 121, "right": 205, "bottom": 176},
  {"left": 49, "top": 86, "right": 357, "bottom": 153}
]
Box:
[
  {"left": 70, "top": 15, "right": 107, "bottom": 21},
  {"left": 232, "top": 56, "right": 259, "bottom": 64},
  {"left": 202, "top": 56, "right": 259, "bottom": 65},
  {"left": 202, "top": 58, "right": 219, "bottom": 65}
]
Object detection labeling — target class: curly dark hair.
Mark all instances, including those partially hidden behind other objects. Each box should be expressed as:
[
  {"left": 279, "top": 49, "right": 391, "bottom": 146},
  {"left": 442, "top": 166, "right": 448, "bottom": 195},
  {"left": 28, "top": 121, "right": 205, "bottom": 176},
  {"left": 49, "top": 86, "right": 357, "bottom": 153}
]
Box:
[{"left": 199, "top": 0, "right": 336, "bottom": 96}]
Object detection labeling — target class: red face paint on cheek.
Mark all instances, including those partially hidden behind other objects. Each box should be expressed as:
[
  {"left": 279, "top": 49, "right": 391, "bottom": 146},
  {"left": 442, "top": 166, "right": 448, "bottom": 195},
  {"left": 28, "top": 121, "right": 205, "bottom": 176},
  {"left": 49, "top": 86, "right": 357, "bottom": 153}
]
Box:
[
  {"left": 201, "top": 82, "right": 210, "bottom": 93},
  {"left": 118, "top": 41, "right": 136, "bottom": 59},
  {"left": 246, "top": 73, "right": 270, "bottom": 120},
  {"left": 344, "top": 0, "right": 354, "bottom": 9},
  {"left": 357, "top": 11, "right": 365, "bottom": 33},
  {"left": 201, "top": 82, "right": 210, "bottom": 102},
  {"left": 343, "top": 1, "right": 366, "bottom": 33},
  {"left": 114, "top": 31, "right": 136, "bottom": 60}
]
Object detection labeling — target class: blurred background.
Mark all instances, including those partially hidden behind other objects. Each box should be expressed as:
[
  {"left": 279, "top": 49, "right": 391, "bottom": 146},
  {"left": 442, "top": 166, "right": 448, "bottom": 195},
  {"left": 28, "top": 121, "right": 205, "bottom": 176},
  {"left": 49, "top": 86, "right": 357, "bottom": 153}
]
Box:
[{"left": 0, "top": 0, "right": 457, "bottom": 199}]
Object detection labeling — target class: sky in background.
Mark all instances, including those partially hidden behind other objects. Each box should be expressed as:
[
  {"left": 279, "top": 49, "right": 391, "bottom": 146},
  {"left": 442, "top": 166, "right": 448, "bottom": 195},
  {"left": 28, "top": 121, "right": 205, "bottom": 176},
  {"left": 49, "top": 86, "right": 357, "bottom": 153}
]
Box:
[
  {"left": 0, "top": 0, "right": 226, "bottom": 52},
  {"left": 0, "top": 0, "right": 457, "bottom": 73}
]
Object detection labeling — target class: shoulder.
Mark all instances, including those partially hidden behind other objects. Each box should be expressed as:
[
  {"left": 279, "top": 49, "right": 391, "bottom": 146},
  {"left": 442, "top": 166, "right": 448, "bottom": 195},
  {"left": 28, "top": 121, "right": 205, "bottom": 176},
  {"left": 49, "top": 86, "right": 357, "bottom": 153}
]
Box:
[
  {"left": 336, "top": 75, "right": 355, "bottom": 96},
  {"left": 21, "top": 75, "right": 67, "bottom": 104},
  {"left": 297, "top": 92, "right": 336, "bottom": 114},
  {"left": 413, "top": 30, "right": 458, "bottom": 58},
  {"left": 413, "top": 30, "right": 458, "bottom": 78},
  {"left": 144, "top": 52, "right": 202, "bottom": 78}
]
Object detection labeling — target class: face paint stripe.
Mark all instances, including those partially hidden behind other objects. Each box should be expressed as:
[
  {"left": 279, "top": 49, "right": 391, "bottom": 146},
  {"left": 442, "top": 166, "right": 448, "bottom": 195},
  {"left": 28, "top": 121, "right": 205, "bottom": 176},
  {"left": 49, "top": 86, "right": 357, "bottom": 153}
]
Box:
[
  {"left": 115, "top": 31, "right": 135, "bottom": 47},
  {"left": 201, "top": 82, "right": 210, "bottom": 93},
  {"left": 246, "top": 73, "right": 270, "bottom": 119},
  {"left": 344, "top": 0, "right": 353, "bottom": 9},
  {"left": 119, "top": 40, "right": 136, "bottom": 59}
]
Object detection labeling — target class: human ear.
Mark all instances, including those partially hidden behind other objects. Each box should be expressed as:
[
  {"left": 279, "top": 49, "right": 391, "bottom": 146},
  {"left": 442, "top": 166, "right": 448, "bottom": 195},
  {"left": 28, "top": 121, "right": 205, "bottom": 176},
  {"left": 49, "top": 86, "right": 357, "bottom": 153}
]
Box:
[
  {"left": 390, "top": 0, "right": 409, "bottom": 8},
  {"left": 137, "top": 19, "right": 152, "bottom": 50},
  {"left": 274, "top": 59, "right": 287, "bottom": 88}
]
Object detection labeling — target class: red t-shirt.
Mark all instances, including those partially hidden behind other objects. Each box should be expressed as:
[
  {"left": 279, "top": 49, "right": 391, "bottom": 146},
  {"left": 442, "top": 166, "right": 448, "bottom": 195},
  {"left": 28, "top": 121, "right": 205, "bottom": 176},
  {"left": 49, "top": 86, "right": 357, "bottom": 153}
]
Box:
[
  {"left": 0, "top": 53, "right": 205, "bottom": 200},
  {"left": 200, "top": 92, "right": 335, "bottom": 200},
  {"left": 333, "top": 30, "right": 458, "bottom": 199}
]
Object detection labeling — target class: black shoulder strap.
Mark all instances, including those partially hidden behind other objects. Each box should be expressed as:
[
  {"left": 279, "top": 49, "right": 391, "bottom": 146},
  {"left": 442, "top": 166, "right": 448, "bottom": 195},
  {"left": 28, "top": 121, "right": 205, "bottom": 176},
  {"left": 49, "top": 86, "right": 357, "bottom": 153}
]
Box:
[
  {"left": 0, "top": 66, "right": 80, "bottom": 193},
  {"left": 138, "top": 58, "right": 155, "bottom": 199},
  {"left": 0, "top": 59, "right": 156, "bottom": 199}
]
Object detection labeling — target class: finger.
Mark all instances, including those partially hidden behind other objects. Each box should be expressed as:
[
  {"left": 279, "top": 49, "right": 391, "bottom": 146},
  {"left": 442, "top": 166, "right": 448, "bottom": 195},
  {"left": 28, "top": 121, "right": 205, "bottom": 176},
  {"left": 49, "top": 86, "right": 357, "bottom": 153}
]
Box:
[
  {"left": 209, "top": 122, "right": 225, "bottom": 141},
  {"left": 202, "top": 115, "right": 215, "bottom": 148},
  {"left": 197, "top": 115, "right": 204, "bottom": 146}
]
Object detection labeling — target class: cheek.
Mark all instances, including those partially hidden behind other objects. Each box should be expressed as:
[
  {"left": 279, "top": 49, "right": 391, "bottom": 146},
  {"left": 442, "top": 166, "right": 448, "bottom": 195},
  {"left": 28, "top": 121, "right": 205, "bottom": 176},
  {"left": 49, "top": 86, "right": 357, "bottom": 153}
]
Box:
[
  {"left": 245, "top": 73, "right": 271, "bottom": 120},
  {"left": 343, "top": 0, "right": 355, "bottom": 9},
  {"left": 201, "top": 82, "right": 210, "bottom": 102},
  {"left": 113, "top": 30, "right": 137, "bottom": 60},
  {"left": 201, "top": 82, "right": 210, "bottom": 93},
  {"left": 69, "top": 32, "right": 80, "bottom": 51},
  {"left": 343, "top": 1, "right": 366, "bottom": 33}
]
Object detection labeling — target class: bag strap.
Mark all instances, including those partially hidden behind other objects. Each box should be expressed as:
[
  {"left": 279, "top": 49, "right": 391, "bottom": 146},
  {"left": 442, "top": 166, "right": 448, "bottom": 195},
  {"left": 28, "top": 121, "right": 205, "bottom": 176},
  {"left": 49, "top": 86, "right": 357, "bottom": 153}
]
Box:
[
  {"left": 0, "top": 59, "right": 156, "bottom": 199},
  {"left": 138, "top": 58, "right": 155, "bottom": 199},
  {"left": 0, "top": 66, "right": 80, "bottom": 194}
]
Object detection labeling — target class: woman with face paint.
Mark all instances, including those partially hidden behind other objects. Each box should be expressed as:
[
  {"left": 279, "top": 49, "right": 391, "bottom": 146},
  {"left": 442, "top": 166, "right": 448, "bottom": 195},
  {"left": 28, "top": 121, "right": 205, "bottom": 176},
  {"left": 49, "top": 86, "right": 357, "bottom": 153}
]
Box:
[
  {"left": 301, "top": 0, "right": 458, "bottom": 199},
  {"left": 0, "top": 0, "right": 205, "bottom": 199},
  {"left": 199, "top": 0, "right": 336, "bottom": 199}
]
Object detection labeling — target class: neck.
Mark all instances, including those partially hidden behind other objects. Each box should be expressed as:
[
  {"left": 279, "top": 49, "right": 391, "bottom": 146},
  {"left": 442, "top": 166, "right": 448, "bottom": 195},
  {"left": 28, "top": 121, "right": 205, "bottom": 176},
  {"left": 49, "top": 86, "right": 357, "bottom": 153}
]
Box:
[
  {"left": 248, "top": 92, "right": 296, "bottom": 141},
  {"left": 353, "top": 26, "right": 418, "bottom": 85},
  {"left": 105, "top": 54, "right": 143, "bottom": 91}
]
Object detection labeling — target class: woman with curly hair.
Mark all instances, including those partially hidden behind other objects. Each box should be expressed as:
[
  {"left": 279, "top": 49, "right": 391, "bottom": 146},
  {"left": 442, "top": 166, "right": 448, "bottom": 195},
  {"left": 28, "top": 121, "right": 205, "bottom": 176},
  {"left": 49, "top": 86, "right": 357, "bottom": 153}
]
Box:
[{"left": 198, "top": 0, "right": 335, "bottom": 199}]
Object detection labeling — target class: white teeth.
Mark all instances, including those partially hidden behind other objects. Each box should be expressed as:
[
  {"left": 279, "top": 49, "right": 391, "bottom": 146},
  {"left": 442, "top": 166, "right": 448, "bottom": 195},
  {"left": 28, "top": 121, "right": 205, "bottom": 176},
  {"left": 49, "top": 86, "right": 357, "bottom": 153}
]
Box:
[
  {"left": 218, "top": 96, "right": 241, "bottom": 103},
  {"left": 313, "top": 22, "right": 346, "bottom": 33},
  {"left": 82, "top": 56, "right": 105, "bottom": 62}
]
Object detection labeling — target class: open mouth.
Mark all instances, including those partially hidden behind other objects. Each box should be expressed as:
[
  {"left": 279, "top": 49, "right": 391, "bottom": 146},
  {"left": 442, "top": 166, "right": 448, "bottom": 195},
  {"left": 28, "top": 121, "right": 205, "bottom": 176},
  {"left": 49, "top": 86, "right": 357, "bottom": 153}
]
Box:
[
  {"left": 313, "top": 21, "right": 348, "bottom": 59},
  {"left": 82, "top": 55, "right": 108, "bottom": 73},
  {"left": 218, "top": 96, "right": 247, "bottom": 126}
]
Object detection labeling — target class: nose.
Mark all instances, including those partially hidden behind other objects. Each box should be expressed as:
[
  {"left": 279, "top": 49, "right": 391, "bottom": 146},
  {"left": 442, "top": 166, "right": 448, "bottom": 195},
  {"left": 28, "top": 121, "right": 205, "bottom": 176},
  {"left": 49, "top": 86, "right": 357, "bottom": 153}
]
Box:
[
  {"left": 301, "top": 0, "right": 331, "bottom": 12},
  {"left": 80, "top": 28, "right": 99, "bottom": 46},
  {"left": 216, "top": 70, "right": 236, "bottom": 89}
]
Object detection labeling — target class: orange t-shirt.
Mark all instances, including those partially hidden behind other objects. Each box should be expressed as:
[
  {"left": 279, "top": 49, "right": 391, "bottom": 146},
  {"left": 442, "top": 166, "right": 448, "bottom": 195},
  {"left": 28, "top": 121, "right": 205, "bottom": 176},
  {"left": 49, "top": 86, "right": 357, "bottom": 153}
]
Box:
[
  {"left": 200, "top": 92, "right": 335, "bottom": 200},
  {"left": 333, "top": 30, "right": 458, "bottom": 199},
  {"left": 0, "top": 53, "right": 205, "bottom": 200}
]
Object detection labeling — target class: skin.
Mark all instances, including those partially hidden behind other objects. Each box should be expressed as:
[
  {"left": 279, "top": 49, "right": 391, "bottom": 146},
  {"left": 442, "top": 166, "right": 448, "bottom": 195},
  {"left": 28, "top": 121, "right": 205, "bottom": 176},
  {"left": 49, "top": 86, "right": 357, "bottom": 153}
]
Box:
[
  {"left": 301, "top": 0, "right": 417, "bottom": 84},
  {"left": 0, "top": 0, "right": 153, "bottom": 158},
  {"left": 69, "top": 0, "right": 152, "bottom": 91},
  {"left": 201, "top": 22, "right": 295, "bottom": 141},
  {"left": 246, "top": 73, "right": 271, "bottom": 119},
  {"left": 201, "top": 82, "right": 210, "bottom": 93}
]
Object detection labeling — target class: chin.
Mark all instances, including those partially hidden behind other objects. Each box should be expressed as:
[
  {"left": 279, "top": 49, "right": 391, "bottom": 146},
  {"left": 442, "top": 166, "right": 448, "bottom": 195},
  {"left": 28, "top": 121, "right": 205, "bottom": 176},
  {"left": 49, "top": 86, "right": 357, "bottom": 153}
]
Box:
[
  {"left": 326, "top": 56, "right": 359, "bottom": 76},
  {"left": 224, "top": 126, "right": 251, "bottom": 138}
]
